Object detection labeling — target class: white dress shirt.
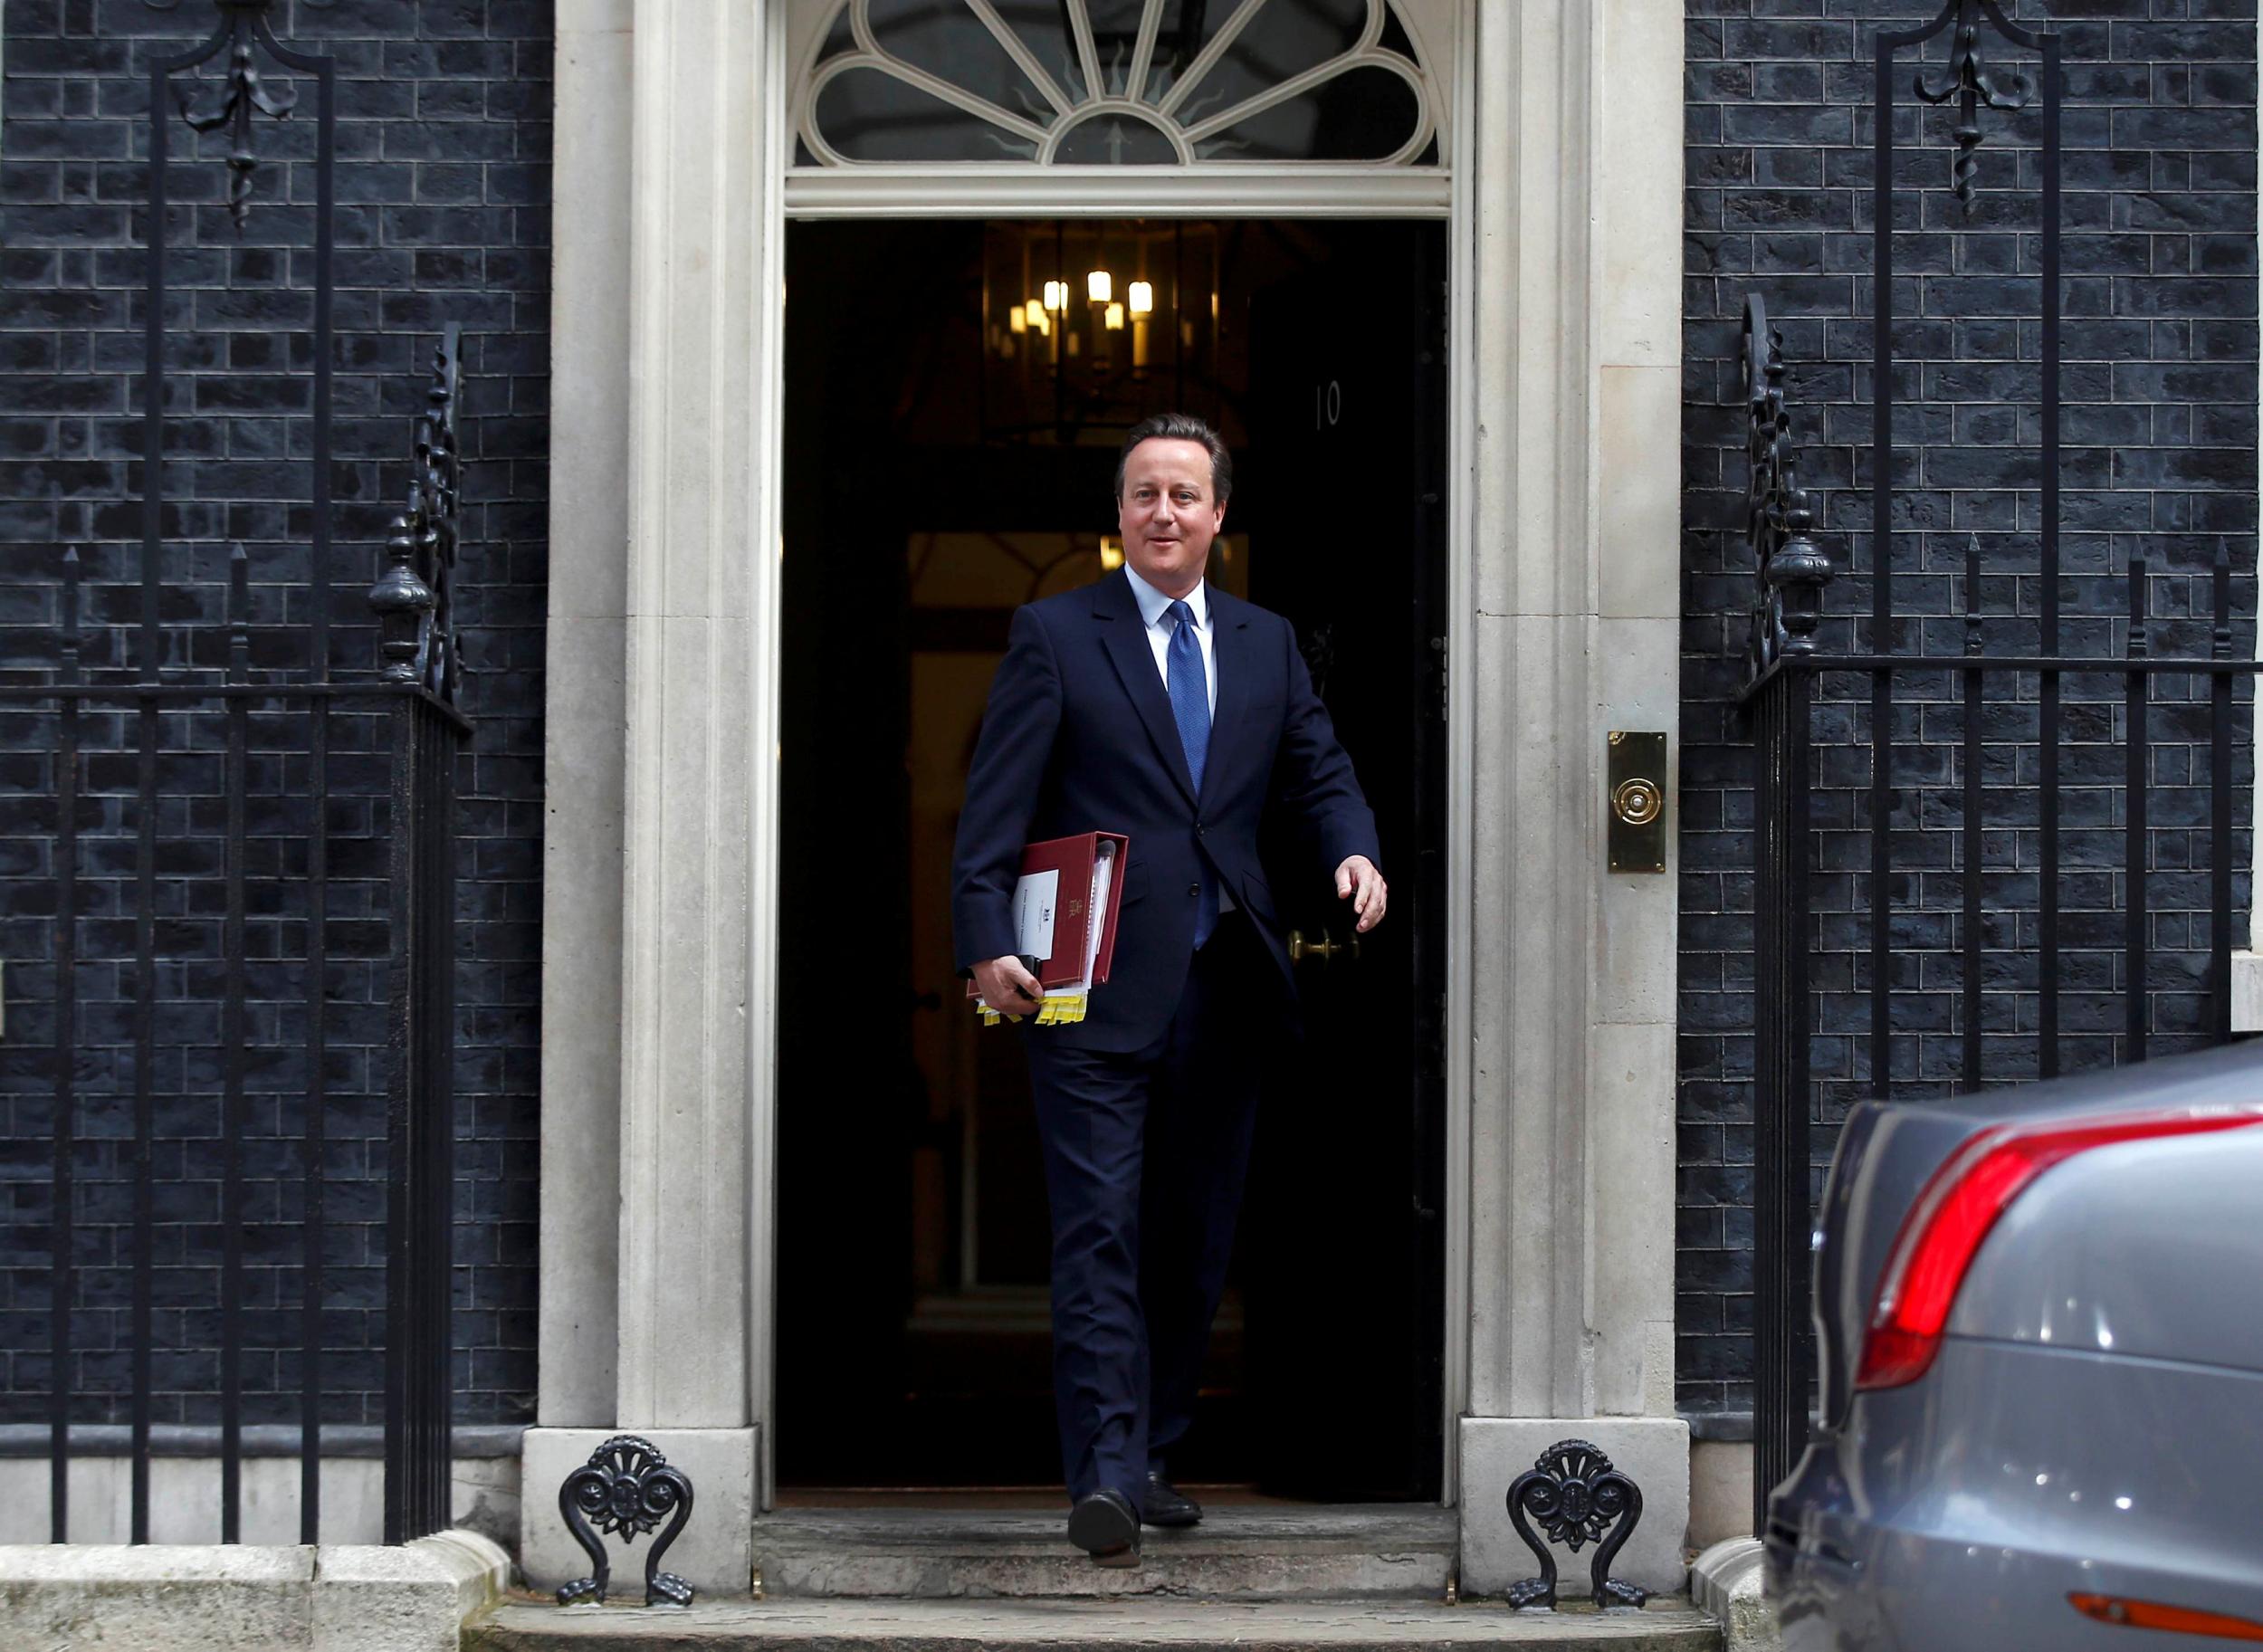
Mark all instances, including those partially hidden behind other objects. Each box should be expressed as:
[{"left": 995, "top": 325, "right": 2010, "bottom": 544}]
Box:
[
  {"left": 1121, "top": 562, "right": 1233, "bottom": 910},
  {"left": 1122, "top": 562, "right": 1217, "bottom": 714}
]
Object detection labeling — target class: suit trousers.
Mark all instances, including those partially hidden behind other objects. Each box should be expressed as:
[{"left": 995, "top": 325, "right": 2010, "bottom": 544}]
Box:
[{"left": 1020, "top": 910, "right": 1274, "bottom": 1512}]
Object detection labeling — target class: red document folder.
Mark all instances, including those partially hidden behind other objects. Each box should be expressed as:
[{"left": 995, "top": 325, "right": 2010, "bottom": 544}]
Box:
[
  {"left": 966, "top": 831, "right": 1130, "bottom": 1020},
  {"left": 1014, "top": 831, "right": 1129, "bottom": 989}
]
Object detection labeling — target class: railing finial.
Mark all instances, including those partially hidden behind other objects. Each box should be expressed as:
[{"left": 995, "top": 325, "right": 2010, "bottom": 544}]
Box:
[
  {"left": 1743, "top": 294, "right": 1834, "bottom": 689},
  {"left": 146, "top": 0, "right": 327, "bottom": 234},
  {"left": 1910, "top": 0, "right": 2036, "bottom": 210},
  {"left": 367, "top": 326, "right": 463, "bottom": 703}
]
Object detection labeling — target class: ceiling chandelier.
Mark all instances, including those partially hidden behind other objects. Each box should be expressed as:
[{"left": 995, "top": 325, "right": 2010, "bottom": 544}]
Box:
[{"left": 981, "top": 221, "right": 1221, "bottom": 445}]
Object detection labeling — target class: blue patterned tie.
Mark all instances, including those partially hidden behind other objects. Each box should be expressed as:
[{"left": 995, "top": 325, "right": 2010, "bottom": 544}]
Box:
[{"left": 1166, "top": 599, "right": 1217, "bottom": 948}]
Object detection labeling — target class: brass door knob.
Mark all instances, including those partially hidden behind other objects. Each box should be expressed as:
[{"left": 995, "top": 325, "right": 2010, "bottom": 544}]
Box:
[{"left": 1288, "top": 929, "right": 1361, "bottom": 966}]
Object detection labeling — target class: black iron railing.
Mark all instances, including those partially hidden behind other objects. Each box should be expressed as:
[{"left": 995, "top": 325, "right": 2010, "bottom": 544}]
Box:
[
  {"left": 1742, "top": 0, "right": 2257, "bottom": 1535},
  {"left": 5, "top": 0, "right": 468, "bottom": 1546},
  {"left": 5, "top": 336, "right": 464, "bottom": 1544},
  {"left": 1742, "top": 295, "right": 1829, "bottom": 1523}
]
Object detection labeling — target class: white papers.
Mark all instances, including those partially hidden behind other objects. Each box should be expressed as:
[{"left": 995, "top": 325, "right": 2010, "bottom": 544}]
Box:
[
  {"left": 1070, "top": 842, "right": 1115, "bottom": 995},
  {"left": 1034, "top": 841, "right": 1115, "bottom": 1016},
  {"left": 1012, "top": 867, "right": 1059, "bottom": 960}
]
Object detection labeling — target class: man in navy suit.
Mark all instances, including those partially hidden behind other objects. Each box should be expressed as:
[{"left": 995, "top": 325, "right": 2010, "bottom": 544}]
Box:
[{"left": 952, "top": 413, "right": 1386, "bottom": 1564}]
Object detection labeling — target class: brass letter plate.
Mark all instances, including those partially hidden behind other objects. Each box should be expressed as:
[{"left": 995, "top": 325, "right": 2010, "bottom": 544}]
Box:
[{"left": 1607, "top": 731, "right": 1667, "bottom": 874}]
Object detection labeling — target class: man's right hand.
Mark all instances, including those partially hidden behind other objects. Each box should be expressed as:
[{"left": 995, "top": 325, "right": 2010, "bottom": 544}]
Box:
[{"left": 972, "top": 954, "right": 1046, "bottom": 1016}]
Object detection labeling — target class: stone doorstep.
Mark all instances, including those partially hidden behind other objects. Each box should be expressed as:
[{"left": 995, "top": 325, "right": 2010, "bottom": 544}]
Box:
[
  {"left": 749, "top": 1505, "right": 1457, "bottom": 1599},
  {"left": 465, "top": 1596, "right": 1722, "bottom": 1652}
]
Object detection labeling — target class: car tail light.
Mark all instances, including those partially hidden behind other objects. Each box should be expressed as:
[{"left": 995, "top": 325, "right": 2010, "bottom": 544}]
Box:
[
  {"left": 2071, "top": 1593, "right": 2263, "bottom": 1642},
  {"left": 1855, "top": 1105, "right": 2263, "bottom": 1391}
]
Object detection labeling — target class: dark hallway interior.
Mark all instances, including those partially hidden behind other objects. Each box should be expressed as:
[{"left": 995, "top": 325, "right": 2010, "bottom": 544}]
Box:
[{"left": 775, "top": 219, "right": 1447, "bottom": 1499}]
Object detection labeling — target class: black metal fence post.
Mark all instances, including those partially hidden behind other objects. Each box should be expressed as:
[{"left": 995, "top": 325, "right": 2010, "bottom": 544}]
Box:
[
  {"left": 381, "top": 690, "right": 459, "bottom": 1544},
  {"left": 372, "top": 327, "right": 466, "bottom": 1544},
  {"left": 265, "top": 2, "right": 343, "bottom": 1547},
  {"left": 1741, "top": 296, "right": 1833, "bottom": 1534},
  {"left": 1749, "top": 662, "right": 1813, "bottom": 1535},
  {"left": 49, "top": 552, "right": 81, "bottom": 1544},
  {"left": 221, "top": 548, "right": 250, "bottom": 1542},
  {"left": 2212, "top": 540, "right": 2237, "bottom": 1043}
]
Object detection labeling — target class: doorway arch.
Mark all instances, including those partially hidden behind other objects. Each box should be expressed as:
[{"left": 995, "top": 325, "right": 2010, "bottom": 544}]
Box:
[
  {"left": 790, "top": 0, "right": 1445, "bottom": 167},
  {"left": 779, "top": 0, "right": 1460, "bottom": 215}
]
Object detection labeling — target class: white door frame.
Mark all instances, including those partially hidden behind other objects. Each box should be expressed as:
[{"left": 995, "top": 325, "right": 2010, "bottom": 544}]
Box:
[{"left": 748, "top": 0, "right": 1480, "bottom": 1509}]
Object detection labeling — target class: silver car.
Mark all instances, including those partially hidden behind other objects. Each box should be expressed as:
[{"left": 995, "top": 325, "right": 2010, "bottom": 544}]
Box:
[{"left": 1765, "top": 1039, "right": 2263, "bottom": 1649}]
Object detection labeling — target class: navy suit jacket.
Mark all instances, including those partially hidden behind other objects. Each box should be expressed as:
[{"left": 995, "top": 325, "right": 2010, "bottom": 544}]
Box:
[{"left": 951, "top": 568, "right": 1380, "bottom": 1054}]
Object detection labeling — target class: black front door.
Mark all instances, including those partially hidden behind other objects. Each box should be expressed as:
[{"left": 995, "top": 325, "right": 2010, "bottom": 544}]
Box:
[{"left": 1237, "top": 222, "right": 1449, "bottom": 1501}]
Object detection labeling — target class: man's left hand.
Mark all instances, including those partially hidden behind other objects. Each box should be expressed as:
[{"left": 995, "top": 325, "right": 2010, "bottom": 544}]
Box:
[{"left": 1335, "top": 855, "right": 1388, "bottom": 932}]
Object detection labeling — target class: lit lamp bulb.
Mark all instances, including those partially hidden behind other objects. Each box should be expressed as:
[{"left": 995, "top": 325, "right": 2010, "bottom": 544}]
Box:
[
  {"left": 1009, "top": 305, "right": 1027, "bottom": 335},
  {"left": 1104, "top": 302, "right": 1124, "bottom": 331},
  {"left": 1100, "top": 534, "right": 1124, "bottom": 571},
  {"left": 1087, "top": 270, "right": 1112, "bottom": 304},
  {"left": 1043, "top": 281, "right": 1067, "bottom": 311},
  {"left": 1129, "top": 281, "right": 1152, "bottom": 368}
]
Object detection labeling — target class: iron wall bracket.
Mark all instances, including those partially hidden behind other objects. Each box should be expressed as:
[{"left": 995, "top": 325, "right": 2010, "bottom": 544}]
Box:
[
  {"left": 1504, "top": 1438, "right": 1648, "bottom": 1611},
  {"left": 556, "top": 1435, "right": 697, "bottom": 1609}
]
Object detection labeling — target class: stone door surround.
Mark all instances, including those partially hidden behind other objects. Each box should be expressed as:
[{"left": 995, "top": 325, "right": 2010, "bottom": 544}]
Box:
[{"left": 532, "top": 0, "right": 1686, "bottom": 1597}]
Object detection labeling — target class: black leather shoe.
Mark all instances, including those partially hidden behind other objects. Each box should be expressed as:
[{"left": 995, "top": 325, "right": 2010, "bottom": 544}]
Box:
[
  {"left": 1142, "top": 1471, "right": 1203, "bottom": 1528},
  {"left": 1066, "top": 1488, "right": 1141, "bottom": 1565}
]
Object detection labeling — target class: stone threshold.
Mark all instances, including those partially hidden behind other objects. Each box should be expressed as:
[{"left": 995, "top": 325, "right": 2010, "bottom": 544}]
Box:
[
  {"left": 750, "top": 1504, "right": 1458, "bottom": 1599},
  {"left": 468, "top": 1596, "right": 1720, "bottom": 1651}
]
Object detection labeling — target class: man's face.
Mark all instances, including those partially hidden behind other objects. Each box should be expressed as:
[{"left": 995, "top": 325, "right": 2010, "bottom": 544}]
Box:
[{"left": 1117, "top": 437, "right": 1225, "bottom": 598}]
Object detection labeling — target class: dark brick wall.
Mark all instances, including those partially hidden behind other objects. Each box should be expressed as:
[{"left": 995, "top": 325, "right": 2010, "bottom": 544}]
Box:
[
  {"left": 0, "top": 0, "right": 549, "bottom": 1426},
  {"left": 1680, "top": 0, "right": 2260, "bottom": 1420},
  {"left": 10, "top": 0, "right": 2249, "bottom": 1441}
]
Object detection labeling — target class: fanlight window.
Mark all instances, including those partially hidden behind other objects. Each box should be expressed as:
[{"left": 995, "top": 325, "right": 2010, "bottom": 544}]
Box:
[{"left": 795, "top": 0, "right": 1439, "bottom": 166}]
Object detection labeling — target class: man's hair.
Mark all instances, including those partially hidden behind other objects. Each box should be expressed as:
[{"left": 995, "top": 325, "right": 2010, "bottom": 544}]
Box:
[{"left": 1114, "top": 412, "right": 1234, "bottom": 507}]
